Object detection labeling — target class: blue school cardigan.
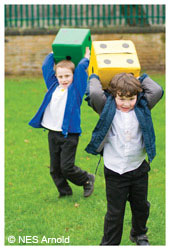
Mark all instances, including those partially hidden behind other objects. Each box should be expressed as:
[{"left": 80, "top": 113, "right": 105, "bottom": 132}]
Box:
[{"left": 29, "top": 53, "right": 89, "bottom": 137}]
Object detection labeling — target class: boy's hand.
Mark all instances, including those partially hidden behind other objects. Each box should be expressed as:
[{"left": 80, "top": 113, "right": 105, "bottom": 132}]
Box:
[{"left": 84, "top": 47, "right": 90, "bottom": 60}]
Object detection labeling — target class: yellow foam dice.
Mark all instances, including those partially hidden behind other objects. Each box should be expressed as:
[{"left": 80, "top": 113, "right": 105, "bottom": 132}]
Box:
[{"left": 88, "top": 40, "right": 141, "bottom": 89}]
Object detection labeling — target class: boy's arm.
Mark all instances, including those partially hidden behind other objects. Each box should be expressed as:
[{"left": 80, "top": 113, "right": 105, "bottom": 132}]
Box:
[
  {"left": 85, "top": 74, "right": 107, "bottom": 114},
  {"left": 42, "top": 53, "right": 58, "bottom": 89},
  {"left": 73, "top": 47, "right": 90, "bottom": 98},
  {"left": 139, "top": 73, "right": 164, "bottom": 109}
]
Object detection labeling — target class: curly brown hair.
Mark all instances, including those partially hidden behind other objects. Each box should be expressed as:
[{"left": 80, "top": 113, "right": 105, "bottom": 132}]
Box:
[{"left": 107, "top": 73, "right": 143, "bottom": 97}]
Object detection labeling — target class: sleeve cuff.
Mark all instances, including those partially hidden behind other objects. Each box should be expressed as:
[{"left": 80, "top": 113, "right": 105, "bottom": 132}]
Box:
[
  {"left": 138, "top": 73, "right": 148, "bottom": 83},
  {"left": 89, "top": 74, "right": 100, "bottom": 80}
]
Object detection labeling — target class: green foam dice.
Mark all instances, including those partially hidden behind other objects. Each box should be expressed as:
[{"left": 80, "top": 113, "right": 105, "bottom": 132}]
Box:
[{"left": 52, "top": 28, "right": 92, "bottom": 66}]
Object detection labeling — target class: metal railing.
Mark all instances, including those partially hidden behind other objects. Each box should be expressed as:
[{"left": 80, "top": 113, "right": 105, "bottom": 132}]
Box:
[{"left": 5, "top": 5, "right": 165, "bottom": 28}]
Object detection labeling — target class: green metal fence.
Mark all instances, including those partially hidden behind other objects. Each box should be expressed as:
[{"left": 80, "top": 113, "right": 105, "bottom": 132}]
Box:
[{"left": 5, "top": 5, "right": 165, "bottom": 28}]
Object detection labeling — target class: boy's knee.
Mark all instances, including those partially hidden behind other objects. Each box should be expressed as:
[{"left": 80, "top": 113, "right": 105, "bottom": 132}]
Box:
[{"left": 61, "top": 167, "right": 70, "bottom": 178}]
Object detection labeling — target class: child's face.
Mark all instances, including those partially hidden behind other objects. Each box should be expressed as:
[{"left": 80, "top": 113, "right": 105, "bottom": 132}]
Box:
[
  {"left": 115, "top": 93, "right": 137, "bottom": 112},
  {"left": 56, "top": 67, "right": 73, "bottom": 89}
]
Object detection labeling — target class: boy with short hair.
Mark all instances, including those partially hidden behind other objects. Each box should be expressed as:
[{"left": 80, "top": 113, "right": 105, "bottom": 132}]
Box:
[
  {"left": 85, "top": 72, "right": 163, "bottom": 245},
  {"left": 29, "top": 47, "right": 95, "bottom": 198}
]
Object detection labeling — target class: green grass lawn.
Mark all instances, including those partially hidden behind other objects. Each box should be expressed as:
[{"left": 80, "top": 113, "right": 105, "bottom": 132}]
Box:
[{"left": 5, "top": 74, "right": 165, "bottom": 246}]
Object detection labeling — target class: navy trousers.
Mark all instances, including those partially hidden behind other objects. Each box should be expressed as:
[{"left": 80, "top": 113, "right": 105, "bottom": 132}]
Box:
[
  {"left": 101, "top": 160, "right": 150, "bottom": 245},
  {"left": 48, "top": 130, "right": 89, "bottom": 195}
]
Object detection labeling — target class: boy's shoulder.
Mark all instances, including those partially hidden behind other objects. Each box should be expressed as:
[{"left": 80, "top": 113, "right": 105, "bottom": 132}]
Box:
[{"left": 136, "top": 92, "right": 151, "bottom": 112}]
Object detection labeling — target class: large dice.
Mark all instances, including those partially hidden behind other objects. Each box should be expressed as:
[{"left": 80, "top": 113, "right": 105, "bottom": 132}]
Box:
[
  {"left": 52, "top": 28, "right": 92, "bottom": 66},
  {"left": 88, "top": 40, "right": 141, "bottom": 89}
]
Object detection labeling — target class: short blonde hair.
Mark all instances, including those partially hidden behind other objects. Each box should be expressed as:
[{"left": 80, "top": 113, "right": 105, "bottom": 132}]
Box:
[
  {"left": 55, "top": 60, "right": 75, "bottom": 73},
  {"left": 108, "top": 73, "right": 142, "bottom": 97}
]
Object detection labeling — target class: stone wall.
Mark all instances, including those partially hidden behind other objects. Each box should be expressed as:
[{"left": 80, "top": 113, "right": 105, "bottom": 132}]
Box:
[{"left": 5, "top": 33, "right": 165, "bottom": 75}]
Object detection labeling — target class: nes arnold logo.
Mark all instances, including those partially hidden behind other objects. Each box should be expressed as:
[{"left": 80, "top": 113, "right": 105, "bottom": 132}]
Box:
[{"left": 8, "top": 235, "right": 70, "bottom": 244}]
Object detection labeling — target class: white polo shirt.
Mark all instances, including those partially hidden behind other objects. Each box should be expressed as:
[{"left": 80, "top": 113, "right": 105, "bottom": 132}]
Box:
[
  {"left": 103, "top": 109, "right": 146, "bottom": 174},
  {"left": 41, "top": 85, "right": 68, "bottom": 131}
]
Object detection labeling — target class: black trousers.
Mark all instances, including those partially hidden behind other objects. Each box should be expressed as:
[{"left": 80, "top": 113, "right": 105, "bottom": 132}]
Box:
[
  {"left": 48, "top": 130, "right": 89, "bottom": 195},
  {"left": 101, "top": 160, "right": 150, "bottom": 245}
]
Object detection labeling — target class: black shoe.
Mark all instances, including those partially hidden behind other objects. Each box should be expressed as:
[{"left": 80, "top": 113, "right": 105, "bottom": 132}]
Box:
[
  {"left": 59, "top": 190, "right": 73, "bottom": 198},
  {"left": 83, "top": 174, "right": 95, "bottom": 197},
  {"left": 130, "top": 234, "right": 150, "bottom": 245}
]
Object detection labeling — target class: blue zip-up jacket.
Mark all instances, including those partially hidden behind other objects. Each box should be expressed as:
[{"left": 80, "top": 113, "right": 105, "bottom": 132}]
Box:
[
  {"left": 85, "top": 74, "right": 164, "bottom": 163},
  {"left": 29, "top": 53, "right": 89, "bottom": 137}
]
